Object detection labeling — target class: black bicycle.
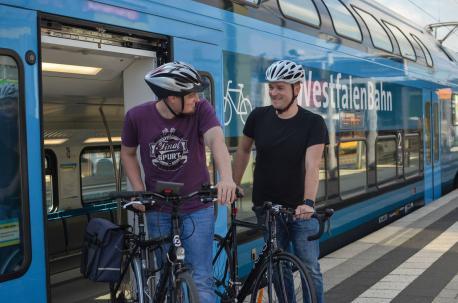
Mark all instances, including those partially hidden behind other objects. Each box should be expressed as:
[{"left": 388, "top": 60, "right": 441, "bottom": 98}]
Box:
[
  {"left": 213, "top": 201, "right": 334, "bottom": 303},
  {"left": 109, "top": 182, "right": 217, "bottom": 303}
]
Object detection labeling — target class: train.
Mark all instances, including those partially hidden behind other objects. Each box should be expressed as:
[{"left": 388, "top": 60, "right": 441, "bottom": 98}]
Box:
[{"left": 1, "top": 0, "right": 458, "bottom": 302}]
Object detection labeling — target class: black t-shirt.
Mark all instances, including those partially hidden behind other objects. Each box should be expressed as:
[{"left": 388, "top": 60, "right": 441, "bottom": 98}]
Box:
[{"left": 243, "top": 106, "right": 329, "bottom": 208}]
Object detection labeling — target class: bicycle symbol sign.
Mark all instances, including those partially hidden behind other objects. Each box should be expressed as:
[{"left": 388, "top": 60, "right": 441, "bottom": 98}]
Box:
[{"left": 224, "top": 80, "right": 253, "bottom": 126}]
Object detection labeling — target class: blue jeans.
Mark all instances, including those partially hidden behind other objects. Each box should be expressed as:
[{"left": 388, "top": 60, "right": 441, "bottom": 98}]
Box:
[
  {"left": 254, "top": 207, "right": 324, "bottom": 303},
  {"left": 147, "top": 206, "right": 215, "bottom": 303}
]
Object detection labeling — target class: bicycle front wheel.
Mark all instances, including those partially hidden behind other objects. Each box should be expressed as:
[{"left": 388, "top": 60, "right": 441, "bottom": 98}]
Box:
[
  {"left": 250, "top": 252, "right": 317, "bottom": 303},
  {"left": 174, "top": 271, "right": 200, "bottom": 303}
]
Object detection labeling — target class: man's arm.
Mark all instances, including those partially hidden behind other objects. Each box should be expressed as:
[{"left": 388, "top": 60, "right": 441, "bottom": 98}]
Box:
[
  {"left": 120, "top": 145, "right": 145, "bottom": 191},
  {"left": 203, "top": 126, "right": 237, "bottom": 204},
  {"left": 232, "top": 135, "right": 254, "bottom": 193},
  {"left": 295, "top": 144, "right": 325, "bottom": 220}
]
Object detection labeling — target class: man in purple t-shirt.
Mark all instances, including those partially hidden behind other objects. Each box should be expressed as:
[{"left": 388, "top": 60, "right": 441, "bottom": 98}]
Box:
[{"left": 121, "top": 61, "right": 237, "bottom": 303}]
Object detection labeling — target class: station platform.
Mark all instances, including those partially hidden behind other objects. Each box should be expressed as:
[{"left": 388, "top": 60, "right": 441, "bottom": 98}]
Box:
[{"left": 322, "top": 190, "right": 458, "bottom": 303}]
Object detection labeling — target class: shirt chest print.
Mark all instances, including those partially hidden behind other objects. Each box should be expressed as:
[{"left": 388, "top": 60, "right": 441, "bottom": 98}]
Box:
[{"left": 149, "top": 128, "right": 189, "bottom": 171}]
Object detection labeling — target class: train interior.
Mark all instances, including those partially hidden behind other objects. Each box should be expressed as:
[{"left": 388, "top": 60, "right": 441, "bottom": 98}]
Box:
[{"left": 40, "top": 18, "right": 161, "bottom": 283}]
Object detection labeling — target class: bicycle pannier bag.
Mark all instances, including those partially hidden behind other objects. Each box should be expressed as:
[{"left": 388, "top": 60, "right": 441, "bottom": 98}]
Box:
[{"left": 80, "top": 218, "right": 124, "bottom": 282}]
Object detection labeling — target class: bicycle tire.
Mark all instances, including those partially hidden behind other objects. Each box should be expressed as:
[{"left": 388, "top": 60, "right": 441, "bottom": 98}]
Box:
[
  {"left": 173, "top": 271, "right": 200, "bottom": 303},
  {"left": 250, "top": 252, "right": 317, "bottom": 303},
  {"left": 212, "top": 234, "right": 233, "bottom": 300}
]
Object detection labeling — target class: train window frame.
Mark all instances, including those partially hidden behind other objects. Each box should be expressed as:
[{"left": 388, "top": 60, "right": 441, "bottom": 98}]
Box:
[
  {"left": 382, "top": 21, "right": 417, "bottom": 61},
  {"left": 321, "top": 0, "right": 363, "bottom": 43},
  {"left": 375, "top": 135, "right": 399, "bottom": 186},
  {"left": 337, "top": 138, "right": 368, "bottom": 199},
  {"left": 277, "top": 0, "right": 322, "bottom": 29},
  {"left": 0, "top": 49, "right": 31, "bottom": 282},
  {"left": 79, "top": 145, "right": 123, "bottom": 204},
  {"left": 351, "top": 6, "right": 393, "bottom": 53},
  {"left": 410, "top": 34, "right": 433, "bottom": 67},
  {"left": 230, "top": 0, "right": 262, "bottom": 7},
  {"left": 404, "top": 132, "right": 421, "bottom": 178},
  {"left": 44, "top": 149, "right": 59, "bottom": 213}
]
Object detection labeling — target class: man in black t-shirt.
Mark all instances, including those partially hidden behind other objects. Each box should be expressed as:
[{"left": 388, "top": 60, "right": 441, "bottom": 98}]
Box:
[{"left": 233, "top": 60, "right": 329, "bottom": 303}]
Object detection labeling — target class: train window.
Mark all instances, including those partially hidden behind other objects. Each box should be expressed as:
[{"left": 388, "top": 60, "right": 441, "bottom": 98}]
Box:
[
  {"left": 376, "top": 137, "right": 397, "bottom": 184},
  {"left": 199, "top": 73, "right": 216, "bottom": 184},
  {"left": 411, "top": 34, "right": 433, "bottom": 67},
  {"left": 338, "top": 140, "right": 367, "bottom": 197},
  {"left": 0, "top": 54, "right": 27, "bottom": 278},
  {"left": 44, "top": 149, "right": 58, "bottom": 213},
  {"left": 433, "top": 103, "right": 439, "bottom": 162},
  {"left": 425, "top": 102, "right": 432, "bottom": 164},
  {"left": 278, "top": 0, "right": 321, "bottom": 28},
  {"left": 383, "top": 21, "right": 416, "bottom": 61},
  {"left": 232, "top": 149, "right": 257, "bottom": 223},
  {"left": 322, "top": 0, "right": 362, "bottom": 42},
  {"left": 352, "top": 6, "right": 393, "bottom": 52},
  {"left": 452, "top": 94, "right": 458, "bottom": 126},
  {"left": 404, "top": 134, "right": 420, "bottom": 177},
  {"left": 80, "top": 147, "right": 127, "bottom": 203}
]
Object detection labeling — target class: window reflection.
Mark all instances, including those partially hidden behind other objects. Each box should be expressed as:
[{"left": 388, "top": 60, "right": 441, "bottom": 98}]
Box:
[
  {"left": 404, "top": 134, "right": 420, "bottom": 176},
  {"left": 384, "top": 22, "right": 416, "bottom": 60},
  {"left": 376, "top": 138, "right": 397, "bottom": 184},
  {"left": 323, "top": 0, "right": 362, "bottom": 41},
  {"left": 80, "top": 147, "right": 127, "bottom": 203},
  {"left": 338, "top": 141, "right": 367, "bottom": 196},
  {"left": 0, "top": 55, "right": 23, "bottom": 277},
  {"left": 353, "top": 6, "right": 392, "bottom": 52},
  {"left": 278, "top": 0, "right": 320, "bottom": 27}
]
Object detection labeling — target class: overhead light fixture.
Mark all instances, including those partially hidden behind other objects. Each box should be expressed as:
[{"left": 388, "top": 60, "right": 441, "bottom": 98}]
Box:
[
  {"left": 44, "top": 138, "right": 69, "bottom": 145},
  {"left": 42, "top": 62, "right": 102, "bottom": 75},
  {"left": 84, "top": 136, "right": 122, "bottom": 144}
]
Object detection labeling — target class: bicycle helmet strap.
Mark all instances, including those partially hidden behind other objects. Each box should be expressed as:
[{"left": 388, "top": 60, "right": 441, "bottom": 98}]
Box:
[
  {"left": 162, "top": 98, "right": 180, "bottom": 117},
  {"left": 276, "top": 84, "right": 296, "bottom": 115}
]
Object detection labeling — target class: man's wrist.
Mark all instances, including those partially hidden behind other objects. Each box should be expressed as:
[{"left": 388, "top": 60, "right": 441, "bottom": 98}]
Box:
[{"left": 303, "top": 199, "right": 315, "bottom": 208}]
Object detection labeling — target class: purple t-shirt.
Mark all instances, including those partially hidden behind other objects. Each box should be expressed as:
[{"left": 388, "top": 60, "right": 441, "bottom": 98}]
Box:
[{"left": 122, "top": 99, "right": 220, "bottom": 213}]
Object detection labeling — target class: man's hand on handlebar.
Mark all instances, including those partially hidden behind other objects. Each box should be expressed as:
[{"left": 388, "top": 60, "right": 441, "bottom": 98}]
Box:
[
  {"left": 215, "top": 179, "right": 237, "bottom": 205},
  {"left": 294, "top": 204, "right": 315, "bottom": 220}
]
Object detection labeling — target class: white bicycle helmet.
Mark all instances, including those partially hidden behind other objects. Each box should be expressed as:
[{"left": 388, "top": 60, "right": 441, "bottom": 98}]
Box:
[
  {"left": 145, "top": 61, "right": 207, "bottom": 98},
  {"left": 265, "top": 60, "right": 304, "bottom": 84}
]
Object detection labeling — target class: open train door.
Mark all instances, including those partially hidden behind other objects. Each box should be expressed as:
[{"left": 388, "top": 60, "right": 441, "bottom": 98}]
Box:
[
  {"left": 423, "top": 89, "right": 442, "bottom": 203},
  {"left": 172, "top": 37, "right": 227, "bottom": 234},
  {"left": 0, "top": 4, "right": 47, "bottom": 303}
]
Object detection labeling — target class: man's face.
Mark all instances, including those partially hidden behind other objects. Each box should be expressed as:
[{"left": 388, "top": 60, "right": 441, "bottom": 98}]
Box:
[
  {"left": 167, "top": 92, "right": 199, "bottom": 115},
  {"left": 268, "top": 82, "right": 300, "bottom": 110},
  {"left": 0, "top": 98, "right": 18, "bottom": 119}
]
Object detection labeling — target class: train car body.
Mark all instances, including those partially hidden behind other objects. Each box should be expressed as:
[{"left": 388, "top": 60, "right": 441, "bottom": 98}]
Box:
[{"left": 1, "top": 0, "right": 458, "bottom": 301}]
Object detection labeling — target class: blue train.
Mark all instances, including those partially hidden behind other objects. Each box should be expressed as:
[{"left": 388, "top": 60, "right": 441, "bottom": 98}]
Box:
[{"left": 1, "top": 0, "right": 458, "bottom": 302}]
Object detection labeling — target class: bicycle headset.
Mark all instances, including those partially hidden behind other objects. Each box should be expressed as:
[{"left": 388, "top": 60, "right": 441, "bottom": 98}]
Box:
[
  {"left": 144, "top": 61, "right": 208, "bottom": 117},
  {"left": 265, "top": 60, "right": 304, "bottom": 114}
]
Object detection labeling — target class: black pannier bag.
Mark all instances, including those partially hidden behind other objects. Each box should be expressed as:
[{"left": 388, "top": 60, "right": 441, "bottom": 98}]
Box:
[{"left": 81, "top": 218, "right": 124, "bottom": 282}]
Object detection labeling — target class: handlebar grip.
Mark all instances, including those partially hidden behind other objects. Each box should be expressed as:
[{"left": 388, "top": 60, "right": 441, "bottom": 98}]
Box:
[{"left": 307, "top": 208, "right": 334, "bottom": 241}]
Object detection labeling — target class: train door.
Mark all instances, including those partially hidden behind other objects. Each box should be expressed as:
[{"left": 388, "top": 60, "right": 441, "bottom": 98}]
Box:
[
  {"left": 0, "top": 5, "right": 47, "bottom": 303},
  {"left": 423, "top": 89, "right": 442, "bottom": 203},
  {"left": 172, "top": 37, "right": 226, "bottom": 234}
]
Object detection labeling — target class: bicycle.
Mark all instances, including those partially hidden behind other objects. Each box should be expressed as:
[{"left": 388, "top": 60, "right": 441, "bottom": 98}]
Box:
[
  {"left": 109, "top": 182, "right": 217, "bottom": 303},
  {"left": 224, "top": 80, "right": 253, "bottom": 126},
  {"left": 213, "top": 201, "right": 334, "bottom": 303}
]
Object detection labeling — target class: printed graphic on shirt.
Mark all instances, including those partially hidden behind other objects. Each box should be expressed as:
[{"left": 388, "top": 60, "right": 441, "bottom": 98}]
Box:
[{"left": 149, "top": 128, "right": 189, "bottom": 171}]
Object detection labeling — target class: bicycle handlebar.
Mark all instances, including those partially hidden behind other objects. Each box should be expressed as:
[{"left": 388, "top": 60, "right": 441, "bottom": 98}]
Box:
[
  {"left": 109, "top": 184, "right": 243, "bottom": 212},
  {"left": 261, "top": 202, "right": 334, "bottom": 241}
]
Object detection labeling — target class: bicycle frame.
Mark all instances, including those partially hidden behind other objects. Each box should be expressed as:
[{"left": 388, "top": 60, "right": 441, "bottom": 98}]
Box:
[
  {"left": 216, "top": 202, "right": 283, "bottom": 302},
  {"left": 153, "top": 195, "right": 192, "bottom": 302}
]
